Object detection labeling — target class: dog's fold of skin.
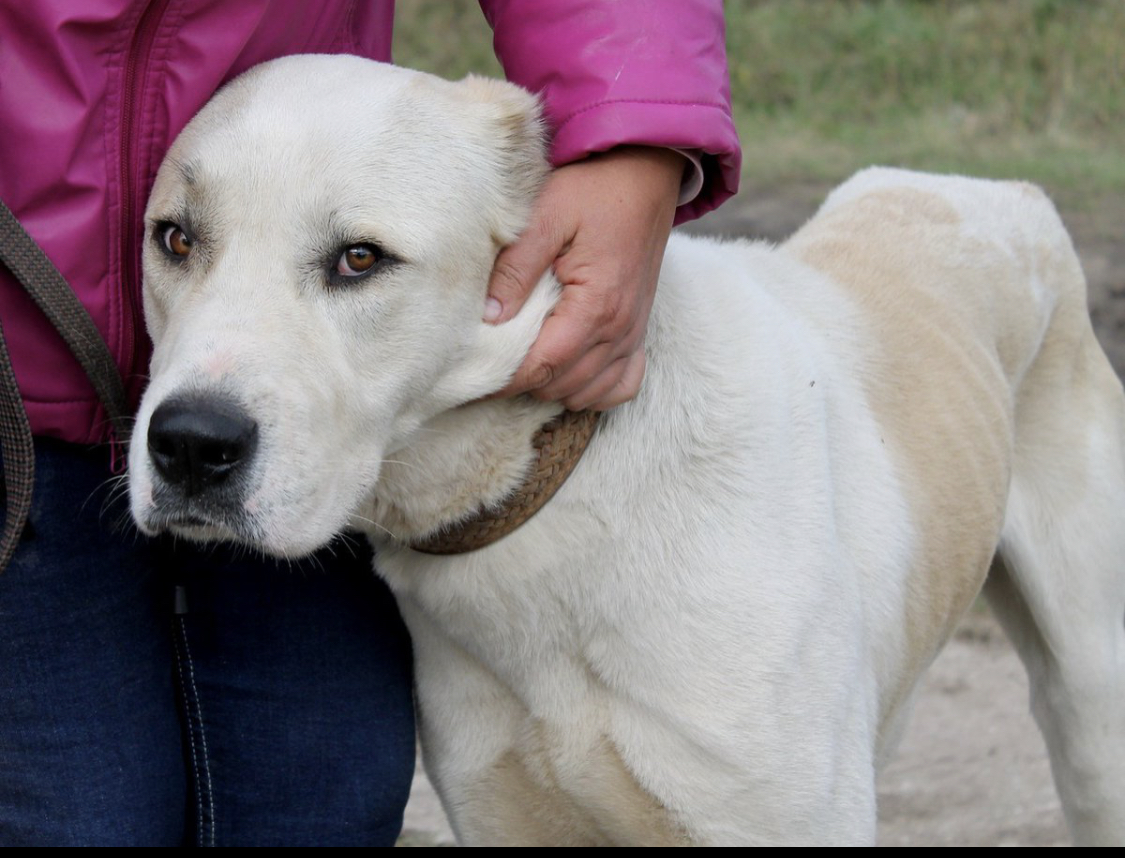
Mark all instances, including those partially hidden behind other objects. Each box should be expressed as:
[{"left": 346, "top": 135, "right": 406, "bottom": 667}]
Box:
[{"left": 129, "top": 56, "right": 1125, "bottom": 846}]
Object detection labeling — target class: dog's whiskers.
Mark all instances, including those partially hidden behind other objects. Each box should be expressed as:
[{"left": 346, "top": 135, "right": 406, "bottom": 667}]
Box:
[
  {"left": 379, "top": 457, "right": 419, "bottom": 471},
  {"left": 345, "top": 511, "right": 401, "bottom": 542}
]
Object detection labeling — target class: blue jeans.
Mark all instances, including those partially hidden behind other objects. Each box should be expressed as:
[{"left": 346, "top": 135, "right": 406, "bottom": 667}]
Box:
[{"left": 0, "top": 439, "right": 415, "bottom": 846}]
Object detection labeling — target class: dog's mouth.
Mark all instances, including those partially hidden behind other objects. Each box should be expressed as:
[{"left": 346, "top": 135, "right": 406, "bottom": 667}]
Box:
[
  {"left": 139, "top": 459, "right": 264, "bottom": 544},
  {"left": 165, "top": 512, "right": 210, "bottom": 529},
  {"left": 142, "top": 504, "right": 253, "bottom": 543}
]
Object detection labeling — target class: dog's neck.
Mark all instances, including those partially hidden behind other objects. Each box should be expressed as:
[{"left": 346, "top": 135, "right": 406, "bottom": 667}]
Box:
[
  {"left": 355, "top": 268, "right": 579, "bottom": 547},
  {"left": 409, "top": 407, "right": 598, "bottom": 554},
  {"left": 359, "top": 395, "right": 568, "bottom": 547}
]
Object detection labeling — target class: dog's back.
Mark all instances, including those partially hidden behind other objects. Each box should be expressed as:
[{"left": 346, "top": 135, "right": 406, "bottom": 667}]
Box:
[{"left": 779, "top": 169, "right": 1125, "bottom": 843}]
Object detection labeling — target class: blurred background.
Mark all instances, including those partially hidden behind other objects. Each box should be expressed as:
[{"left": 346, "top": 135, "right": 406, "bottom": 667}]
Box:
[{"left": 392, "top": 2, "right": 1121, "bottom": 846}]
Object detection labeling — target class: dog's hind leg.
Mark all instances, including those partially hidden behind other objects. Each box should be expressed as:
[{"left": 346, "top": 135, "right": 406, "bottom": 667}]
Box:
[{"left": 987, "top": 291, "right": 1125, "bottom": 845}]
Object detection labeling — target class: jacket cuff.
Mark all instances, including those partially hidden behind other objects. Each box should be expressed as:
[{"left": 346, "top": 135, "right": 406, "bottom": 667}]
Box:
[{"left": 549, "top": 100, "right": 741, "bottom": 225}]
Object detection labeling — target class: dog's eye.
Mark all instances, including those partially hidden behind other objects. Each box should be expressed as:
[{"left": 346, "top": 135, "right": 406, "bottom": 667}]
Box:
[
  {"left": 335, "top": 244, "right": 383, "bottom": 277},
  {"left": 158, "top": 223, "right": 193, "bottom": 259}
]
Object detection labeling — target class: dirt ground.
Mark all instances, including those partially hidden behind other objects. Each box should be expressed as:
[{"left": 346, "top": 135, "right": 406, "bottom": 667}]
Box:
[{"left": 399, "top": 183, "right": 1124, "bottom": 846}]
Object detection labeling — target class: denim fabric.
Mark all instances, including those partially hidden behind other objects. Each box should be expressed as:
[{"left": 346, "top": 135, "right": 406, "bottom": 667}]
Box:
[{"left": 0, "top": 439, "right": 414, "bottom": 846}]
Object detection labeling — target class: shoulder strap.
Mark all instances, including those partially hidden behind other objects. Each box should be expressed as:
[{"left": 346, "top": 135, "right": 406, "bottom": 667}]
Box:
[
  {"left": 0, "top": 322, "right": 34, "bottom": 571},
  {"left": 0, "top": 199, "right": 133, "bottom": 570},
  {"left": 0, "top": 201, "right": 131, "bottom": 439}
]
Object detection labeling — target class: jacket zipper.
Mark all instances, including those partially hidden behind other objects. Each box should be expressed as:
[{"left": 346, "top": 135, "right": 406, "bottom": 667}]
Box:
[{"left": 117, "top": 0, "right": 169, "bottom": 454}]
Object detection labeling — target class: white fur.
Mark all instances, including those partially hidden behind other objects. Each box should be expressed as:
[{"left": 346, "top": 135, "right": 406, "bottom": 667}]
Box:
[{"left": 130, "top": 56, "right": 1125, "bottom": 845}]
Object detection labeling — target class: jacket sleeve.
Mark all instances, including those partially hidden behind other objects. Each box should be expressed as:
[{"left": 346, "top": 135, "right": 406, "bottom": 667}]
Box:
[{"left": 481, "top": 0, "right": 741, "bottom": 224}]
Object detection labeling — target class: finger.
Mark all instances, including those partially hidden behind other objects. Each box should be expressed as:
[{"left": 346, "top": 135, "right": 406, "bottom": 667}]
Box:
[
  {"left": 583, "top": 348, "right": 647, "bottom": 412},
  {"left": 491, "top": 274, "right": 617, "bottom": 395},
  {"left": 525, "top": 313, "right": 646, "bottom": 405},
  {"left": 508, "top": 277, "right": 647, "bottom": 401},
  {"left": 555, "top": 350, "right": 642, "bottom": 412},
  {"left": 485, "top": 207, "right": 569, "bottom": 324},
  {"left": 492, "top": 310, "right": 595, "bottom": 399},
  {"left": 529, "top": 343, "right": 620, "bottom": 405},
  {"left": 530, "top": 330, "right": 637, "bottom": 404}
]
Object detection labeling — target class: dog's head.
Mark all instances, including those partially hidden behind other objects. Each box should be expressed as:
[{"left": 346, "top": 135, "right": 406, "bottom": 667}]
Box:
[{"left": 129, "top": 55, "right": 556, "bottom": 556}]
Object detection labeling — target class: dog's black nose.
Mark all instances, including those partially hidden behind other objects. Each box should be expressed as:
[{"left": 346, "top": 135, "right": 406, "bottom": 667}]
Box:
[{"left": 147, "top": 397, "right": 258, "bottom": 496}]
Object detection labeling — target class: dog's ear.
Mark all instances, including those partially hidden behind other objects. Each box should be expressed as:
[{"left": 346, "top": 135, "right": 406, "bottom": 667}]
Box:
[{"left": 455, "top": 75, "right": 549, "bottom": 246}]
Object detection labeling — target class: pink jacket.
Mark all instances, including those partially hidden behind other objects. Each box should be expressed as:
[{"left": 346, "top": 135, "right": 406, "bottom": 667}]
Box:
[{"left": 0, "top": 0, "right": 740, "bottom": 444}]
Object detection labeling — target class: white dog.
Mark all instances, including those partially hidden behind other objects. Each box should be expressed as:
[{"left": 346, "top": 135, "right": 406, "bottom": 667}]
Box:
[{"left": 129, "top": 55, "right": 1125, "bottom": 846}]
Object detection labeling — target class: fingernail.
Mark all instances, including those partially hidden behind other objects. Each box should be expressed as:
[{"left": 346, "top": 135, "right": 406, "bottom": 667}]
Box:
[{"left": 483, "top": 296, "right": 502, "bottom": 322}]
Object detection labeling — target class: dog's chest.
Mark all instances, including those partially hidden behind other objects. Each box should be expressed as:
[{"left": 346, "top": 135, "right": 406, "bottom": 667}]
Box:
[
  {"left": 394, "top": 557, "right": 698, "bottom": 844},
  {"left": 383, "top": 538, "right": 616, "bottom": 692}
]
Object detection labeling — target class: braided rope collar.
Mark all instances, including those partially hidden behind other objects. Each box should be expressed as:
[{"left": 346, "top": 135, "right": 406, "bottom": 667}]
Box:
[{"left": 409, "top": 409, "right": 599, "bottom": 555}]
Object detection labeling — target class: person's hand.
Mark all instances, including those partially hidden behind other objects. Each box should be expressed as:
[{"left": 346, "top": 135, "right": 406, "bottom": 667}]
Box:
[{"left": 485, "top": 146, "right": 683, "bottom": 411}]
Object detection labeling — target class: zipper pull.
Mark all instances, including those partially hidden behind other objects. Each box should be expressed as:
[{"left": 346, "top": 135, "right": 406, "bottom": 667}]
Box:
[{"left": 174, "top": 584, "right": 189, "bottom": 616}]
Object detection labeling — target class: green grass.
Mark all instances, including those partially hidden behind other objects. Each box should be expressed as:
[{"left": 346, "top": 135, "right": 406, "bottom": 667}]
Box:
[
  {"left": 393, "top": 1, "right": 501, "bottom": 80},
  {"left": 393, "top": 0, "right": 1125, "bottom": 210},
  {"left": 727, "top": 0, "right": 1125, "bottom": 208}
]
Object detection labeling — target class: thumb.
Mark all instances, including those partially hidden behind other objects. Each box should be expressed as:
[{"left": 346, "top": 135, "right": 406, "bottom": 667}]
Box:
[{"left": 485, "top": 217, "right": 565, "bottom": 325}]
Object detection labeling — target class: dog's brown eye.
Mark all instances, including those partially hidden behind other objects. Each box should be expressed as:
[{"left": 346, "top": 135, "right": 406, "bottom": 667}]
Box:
[
  {"left": 336, "top": 244, "right": 381, "bottom": 277},
  {"left": 160, "top": 224, "right": 193, "bottom": 258}
]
